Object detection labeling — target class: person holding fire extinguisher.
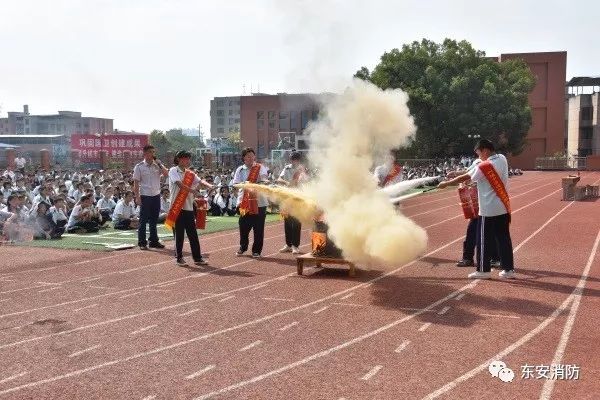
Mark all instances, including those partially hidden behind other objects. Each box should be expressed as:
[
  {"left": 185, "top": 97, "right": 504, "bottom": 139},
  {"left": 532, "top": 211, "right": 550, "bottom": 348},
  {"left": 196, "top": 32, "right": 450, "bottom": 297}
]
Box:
[{"left": 166, "top": 150, "right": 214, "bottom": 266}]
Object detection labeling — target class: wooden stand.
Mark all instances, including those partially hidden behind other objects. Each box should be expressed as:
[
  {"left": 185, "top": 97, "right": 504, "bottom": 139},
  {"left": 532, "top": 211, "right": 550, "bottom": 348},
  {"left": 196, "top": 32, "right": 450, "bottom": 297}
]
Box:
[{"left": 296, "top": 253, "right": 356, "bottom": 277}]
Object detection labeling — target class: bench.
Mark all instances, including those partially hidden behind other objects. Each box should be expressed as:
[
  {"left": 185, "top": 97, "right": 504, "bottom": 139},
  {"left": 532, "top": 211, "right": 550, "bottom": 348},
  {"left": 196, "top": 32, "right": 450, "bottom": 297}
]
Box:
[{"left": 296, "top": 253, "right": 357, "bottom": 277}]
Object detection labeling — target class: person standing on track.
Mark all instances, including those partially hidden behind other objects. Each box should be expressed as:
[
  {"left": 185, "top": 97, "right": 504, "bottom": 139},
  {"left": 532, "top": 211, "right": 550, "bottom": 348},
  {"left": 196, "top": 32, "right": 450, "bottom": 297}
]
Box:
[
  {"left": 438, "top": 139, "right": 514, "bottom": 279},
  {"left": 165, "top": 150, "right": 214, "bottom": 266},
  {"left": 277, "top": 151, "right": 308, "bottom": 254},
  {"left": 233, "top": 147, "right": 269, "bottom": 258},
  {"left": 133, "top": 145, "right": 168, "bottom": 251},
  {"left": 373, "top": 150, "right": 403, "bottom": 188}
]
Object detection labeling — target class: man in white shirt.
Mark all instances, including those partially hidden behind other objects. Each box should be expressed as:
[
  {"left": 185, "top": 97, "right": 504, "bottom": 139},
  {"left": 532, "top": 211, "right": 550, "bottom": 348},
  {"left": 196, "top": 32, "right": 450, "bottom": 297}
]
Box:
[
  {"left": 113, "top": 191, "right": 139, "bottom": 230},
  {"left": 232, "top": 147, "right": 269, "bottom": 258},
  {"left": 133, "top": 145, "right": 168, "bottom": 250},
  {"left": 276, "top": 152, "right": 308, "bottom": 254},
  {"left": 438, "top": 139, "right": 514, "bottom": 279},
  {"left": 168, "top": 150, "right": 213, "bottom": 266},
  {"left": 15, "top": 154, "right": 26, "bottom": 173}
]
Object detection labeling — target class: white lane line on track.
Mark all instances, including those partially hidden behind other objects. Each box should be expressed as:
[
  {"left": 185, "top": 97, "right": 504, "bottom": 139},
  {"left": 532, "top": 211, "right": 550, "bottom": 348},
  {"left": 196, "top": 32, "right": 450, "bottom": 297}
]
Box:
[
  {"left": 394, "top": 340, "right": 411, "bottom": 353},
  {"left": 262, "top": 297, "right": 294, "bottom": 302},
  {"left": 278, "top": 322, "right": 299, "bottom": 331},
  {"left": 0, "top": 372, "right": 28, "bottom": 385},
  {"left": 129, "top": 325, "right": 158, "bottom": 336},
  {"left": 88, "top": 286, "right": 112, "bottom": 290},
  {"left": 81, "top": 277, "right": 102, "bottom": 283},
  {"left": 179, "top": 308, "right": 201, "bottom": 317},
  {"left": 185, "top": 365, "right": 216, "bottom": 380},
  {"left": 438, "top": 306, "right": 451, "bottom": 315},
  {"left": 454, "top": 293, "right": 466, "bottom": 301},
  {"left": 313, "top": 306, "right": 329, "bottom": 314},
  {"left": 119, "top": 292, "right": 143, "bottom": 299},
  {"left": 361, "top": 365, "right": 383, "bottom": 381},
  {"left": 423, "top": 227, "right": 600, "bottom": 400},
  {"left": 157, "top": 282, "right": 179, "bottom": 288},
  {"left": 239, "top": 341, "right": 263, "bottom": 352},
  {"left": 539, "top": 228, "right": 600, "bottom": 400},
  {"left": 37, "top": 287, "right": 61, "bottom": 293},
  {"left": 479, "top": 313, "right": 521, "bottom": 319},
  {"left": 418, "top": 323, "right": 432, "bottom": 332},
  {"left": 0, "top": 298, "right": 10, "bottom": 303},
  {"left": 218, "top": 295, "right": 236, "bottom": 303},
  {"left": 141, "top": 396, "right": 156, "bottom": 400},
  {"left": 72, "top": 304, "right": 98, "bottom": 312},
  {"left": 250, "top": 284, "right": 268, "bottom": 291},
  {"left": 340, "top": 293, "right": 354, "bottom": 300},
  {"left": 68, "top": 345, "right": 101, "bottom": 358},
  {"left": 333, "top": 302, "right": 363, "bottom": 307}
]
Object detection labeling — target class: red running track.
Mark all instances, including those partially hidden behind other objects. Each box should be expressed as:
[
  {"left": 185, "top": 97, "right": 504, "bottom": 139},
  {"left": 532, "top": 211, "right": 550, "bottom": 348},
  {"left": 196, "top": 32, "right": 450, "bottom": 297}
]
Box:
[{"left": 0, "top": 171, "right": 599, "bottom": 400}]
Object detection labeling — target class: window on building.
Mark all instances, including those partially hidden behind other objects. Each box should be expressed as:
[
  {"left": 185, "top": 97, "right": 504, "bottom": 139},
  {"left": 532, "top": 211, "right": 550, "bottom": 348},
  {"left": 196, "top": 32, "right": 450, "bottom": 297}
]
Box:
[
  {"left": 268, "top": 120, "right": 275, "bottom": 129},
  {"left": 312, "top": 110, "right": 319, "bottom": 120},
  {"left": 229, "top": 101, "right": 234, "bottom": 106},
  {"left": 581, "top": 107, "right": 593, "bottom": 121},
  {"left": 235, "top": 118, "right": 240, "bottom": 123},
  {"left": 217, "top": 128, "right": 224, "bottom": 134},
  {"left": 581, "top": 127, "right": 593, "bottom": 140},
  {"left": 257, "top": 120, "right": 265, "bottom": 129},
  {"left": 301, "top": 111, "right": 310, "bottom": 129},
  {"left": 216, "top": 100, "right": 224, "bottom": 107},
  {"left": 268, "top": 111, "right": 276, "bottom": 120},
  {"left": 257, "top": 111, "right": 264, "bottom": 119},
  {"left": 217, "top": 118, "right": 225, "bottom": 125},
  {"left": 229, "top": 110, "right": 234, "bottom": 115},
  {"left": 216, "top": 110, "right": 224, "bottom": 116},
  {"left": 290, "top": 112, "right": 297, "bottom": 130},
  {"left": 229, "top": 118, "right": 235, "bottom": 124}
]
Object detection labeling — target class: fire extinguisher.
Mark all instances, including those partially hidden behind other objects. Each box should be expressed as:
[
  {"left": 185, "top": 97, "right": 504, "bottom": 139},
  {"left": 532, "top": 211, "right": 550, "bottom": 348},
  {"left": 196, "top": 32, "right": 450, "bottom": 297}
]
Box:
[{"left": 194, "top": 198, "right": 208, "bottom": 229}]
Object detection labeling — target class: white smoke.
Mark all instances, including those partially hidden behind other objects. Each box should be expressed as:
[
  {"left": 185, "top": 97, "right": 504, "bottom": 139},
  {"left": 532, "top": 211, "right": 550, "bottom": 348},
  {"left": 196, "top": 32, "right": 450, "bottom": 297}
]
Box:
[{"left": 302, "top": 79, "right": 428, "bottom": 267}]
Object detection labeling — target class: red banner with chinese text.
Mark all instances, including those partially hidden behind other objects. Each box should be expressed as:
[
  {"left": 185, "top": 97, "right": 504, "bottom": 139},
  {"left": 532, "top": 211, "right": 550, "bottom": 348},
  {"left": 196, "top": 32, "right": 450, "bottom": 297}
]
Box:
[{"left": 70, "top": 134, "right": 149, "bottom": 160}]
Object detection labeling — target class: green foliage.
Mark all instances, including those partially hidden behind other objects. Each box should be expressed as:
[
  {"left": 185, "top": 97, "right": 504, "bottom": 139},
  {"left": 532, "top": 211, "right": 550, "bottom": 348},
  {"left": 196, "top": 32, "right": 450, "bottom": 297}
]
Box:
[
  {"left": 355, "top": 38, "right": 535, "bottom": 157},
  {"left": 149, "top": 128, "right": 201, "bottom": 160}
]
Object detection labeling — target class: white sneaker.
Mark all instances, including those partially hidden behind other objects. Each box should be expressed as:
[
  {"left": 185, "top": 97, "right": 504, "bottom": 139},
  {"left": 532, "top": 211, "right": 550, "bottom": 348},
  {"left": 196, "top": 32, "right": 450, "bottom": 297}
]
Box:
[
  {"left": 499, "top": 270, "right": 516, "bottom": 279},
  {"left": 291, "top": 246, "right": 300, "bottom": 254},
  {"left": 468, "top": 271, "right": 491, "bottom": 280},
  {"left": 279, "top": 245, "right": 292, "bottom": 253}
]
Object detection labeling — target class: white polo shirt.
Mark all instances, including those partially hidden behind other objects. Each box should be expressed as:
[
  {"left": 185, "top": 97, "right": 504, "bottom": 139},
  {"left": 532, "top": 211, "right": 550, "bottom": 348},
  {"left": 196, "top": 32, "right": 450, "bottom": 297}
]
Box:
[
  {"left": 113, "top": 199, "right": 136, "bottom": 221},
  {"left": 168, "top": 167, "right": 201, "bottom": 211},
  {"left": 232, "top": 163, "right": 269, "bottom": 207},
  {"left": 468, "top": 154, "right": 509, "bottom": 217},
  {"left": 373, "top": 163, "right": 403, "bottom": 186},
  {"left": 133, "top": 160, "right": 162, "bottom": 196}
]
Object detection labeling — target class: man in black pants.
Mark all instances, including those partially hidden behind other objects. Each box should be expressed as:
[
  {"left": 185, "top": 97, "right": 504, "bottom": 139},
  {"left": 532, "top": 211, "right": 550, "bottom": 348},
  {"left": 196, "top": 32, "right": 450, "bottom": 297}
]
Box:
[
  {"left": 439, "top": 139, "right": 514, "bottom": 279},
  {"left": 133, "top": 145, "right": 168, "bottom": 250},
  {"left": 277, "top": 152, "right": 308, "bottom": 254},
  {"left": 233, "top": 148, "right": 269, "bottom": 258},
  {"left": 457, "top": 216, "right": 500, "bottom": 268},
  {"left": 168, "top": 151, "right": 214, "bottom": 265}
]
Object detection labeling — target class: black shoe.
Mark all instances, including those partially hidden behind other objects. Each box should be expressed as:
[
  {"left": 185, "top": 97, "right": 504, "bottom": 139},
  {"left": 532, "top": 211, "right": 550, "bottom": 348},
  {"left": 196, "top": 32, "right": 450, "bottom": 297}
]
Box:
[
  {"left": 236, "top": 249, "right": 246, "bottom": 256},
  {"left": 139, "top": 245, "right": 149, "bottom": 250},
  {"left": 252, "top": 253, "right": 261, "bottom": 258},
  {"left": 176, "top": 258, "right": 187, "bottom": 266},
  {"left": 194, "top": 258, "right": 208, "bottom": 266},
  {"left": 456, "top": 259, "right": 474, "bottom": 267},
  {"left": 149, "top": 242, "right": 165, "bottom": 249}
]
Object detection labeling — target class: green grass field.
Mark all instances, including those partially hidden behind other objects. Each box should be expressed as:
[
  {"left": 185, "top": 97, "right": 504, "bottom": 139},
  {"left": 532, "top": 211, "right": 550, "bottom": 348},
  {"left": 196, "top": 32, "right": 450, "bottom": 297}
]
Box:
[{"left": 17, "top": 214, "right": 282, "bottom": 251}]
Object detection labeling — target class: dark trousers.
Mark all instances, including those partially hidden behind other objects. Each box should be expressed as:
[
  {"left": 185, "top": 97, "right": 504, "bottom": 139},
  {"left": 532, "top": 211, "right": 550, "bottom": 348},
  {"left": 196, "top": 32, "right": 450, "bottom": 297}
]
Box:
[
  {"left": 284, "top": 216, "right": 301, "bottom": 247},
  {"left": 239, "top": 206, "right": 267, "bottom": 254},
  {"left": 67, "top": 221, "right": 99, "bottom": 233},
  {"left": 114, "top": 218, "right": 133, "bottom": 230},
  {"left": 463, "top": 217, "right": 498, "bottom": 261},
  {"left": 138, "top": 195, "right": 160, "bottom": 246},
  {"left": 476, "top": 214, "right": 514, "bottom": 272},
  {"left": 174, "top": 210, "right": 201, "bottom": 260}
]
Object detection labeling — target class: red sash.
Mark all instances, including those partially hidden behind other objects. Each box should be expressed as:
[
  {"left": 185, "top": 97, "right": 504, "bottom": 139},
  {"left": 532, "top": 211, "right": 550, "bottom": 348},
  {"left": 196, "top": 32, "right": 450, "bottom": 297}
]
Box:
[
  {"left": 239, "top": 164, "right": 261, "bottom": 216},
  {"left": 382, "top": 164, "right": 402, "bottom": 187},
  {"left": 479, "top": 161, "right": 511, "bottom": 215},
  {"left": 291, "top": 165, "right": 307, "bottom": 187},
  {"left": 164, "top": 169, "right": 195, "bottom": 230}
]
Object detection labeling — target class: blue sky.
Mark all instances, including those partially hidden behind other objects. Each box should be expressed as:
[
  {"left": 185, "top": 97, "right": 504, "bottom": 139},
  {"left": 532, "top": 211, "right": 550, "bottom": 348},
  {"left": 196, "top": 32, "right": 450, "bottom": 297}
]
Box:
[{"left": 0, "top": 0, "right": 598, "bottom": 136}]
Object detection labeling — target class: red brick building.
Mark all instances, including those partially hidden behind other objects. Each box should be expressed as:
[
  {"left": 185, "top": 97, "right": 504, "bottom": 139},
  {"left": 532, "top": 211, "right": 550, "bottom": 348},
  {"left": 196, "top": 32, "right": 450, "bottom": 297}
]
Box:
[
  {"left": 240, "top": 93, "right": 326, "bottom": 160},
  {"left": 495, "top": 52, "right": 567, "bottom": 169}
]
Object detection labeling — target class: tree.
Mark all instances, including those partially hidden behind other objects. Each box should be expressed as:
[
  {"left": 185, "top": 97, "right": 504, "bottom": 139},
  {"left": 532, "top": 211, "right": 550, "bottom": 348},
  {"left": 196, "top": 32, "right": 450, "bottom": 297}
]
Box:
[
  {"left": 149, "top": 129, "right": 169, "bottom": 160},
  {"left": 355, "top": 39, "right": 535, "bottom": 157},
  {"left": 226, "top": 129, "right": 243, "bottom": 152}
]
